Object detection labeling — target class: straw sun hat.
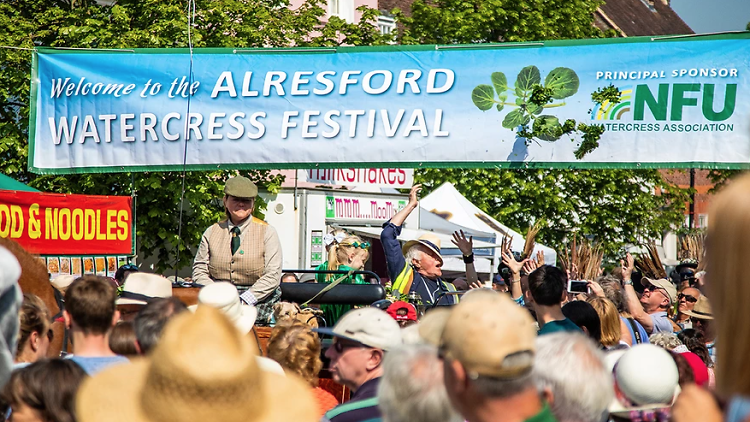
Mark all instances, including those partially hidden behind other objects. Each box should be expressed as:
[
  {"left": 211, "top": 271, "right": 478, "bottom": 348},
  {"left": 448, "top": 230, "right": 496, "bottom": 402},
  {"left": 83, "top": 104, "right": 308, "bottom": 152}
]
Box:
[
  {"left": 76, "top": 306, "right": 317, "bottom": 422},
  {"left": 402, "top": 233, "right": 443, "bottom": 263}
]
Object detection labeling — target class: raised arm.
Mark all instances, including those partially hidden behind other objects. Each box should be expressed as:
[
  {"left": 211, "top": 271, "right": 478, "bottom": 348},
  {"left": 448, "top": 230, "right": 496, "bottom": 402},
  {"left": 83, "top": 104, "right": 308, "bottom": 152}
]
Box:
[
  {"left": 381, "top": 185, "right": 421, "bottom": 282},
  {"left": 390, "top": 184, "right": 420, "bottom": 227},
  {"left": 452, "top": 230, "right": 479, "bottom": 288},
  {"left": 503, "top": 250, "right": 528, "bottom": 302},
  {"left": 620, "top": 253, "right": 654, "bottom": 333}
]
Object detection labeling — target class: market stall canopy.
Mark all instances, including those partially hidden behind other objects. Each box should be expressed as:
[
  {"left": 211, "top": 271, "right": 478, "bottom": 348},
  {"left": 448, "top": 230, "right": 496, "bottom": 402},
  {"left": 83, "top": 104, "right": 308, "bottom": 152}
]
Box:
[
  {"left": 0, "top": 174, "right": 39, "bottom": 192},
  {"left": 419, "top": 183, "right": 557, "bottom": 264}
]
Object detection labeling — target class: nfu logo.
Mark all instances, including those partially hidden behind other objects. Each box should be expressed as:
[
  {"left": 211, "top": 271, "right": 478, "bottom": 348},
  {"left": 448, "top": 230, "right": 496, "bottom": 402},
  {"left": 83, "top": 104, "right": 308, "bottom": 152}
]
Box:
[{"left": 591, "top": 83, "right": 737, "bottom": 122}]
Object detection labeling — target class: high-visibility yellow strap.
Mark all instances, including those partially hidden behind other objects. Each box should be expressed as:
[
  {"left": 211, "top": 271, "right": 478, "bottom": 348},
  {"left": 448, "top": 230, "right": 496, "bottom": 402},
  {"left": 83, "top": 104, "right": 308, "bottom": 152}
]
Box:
[
  {"left": 392, "top": 264, "right": 413, "bottom": 294},
  {"left": 443, "top": 280, "right": 459, "bottom": 303}
]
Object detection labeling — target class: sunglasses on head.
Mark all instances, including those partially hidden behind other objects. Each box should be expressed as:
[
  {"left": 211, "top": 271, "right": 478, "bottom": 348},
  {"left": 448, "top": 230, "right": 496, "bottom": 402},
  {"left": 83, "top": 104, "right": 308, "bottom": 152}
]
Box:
[
  {"left": 120, "top": 263, "right": 138, "bottom": 271},
  {"left": 678, "top": 293, "right": 698, "bottom": 303},
  {"left": 342, "top": 241, "right": 371, "bottom": 249}
]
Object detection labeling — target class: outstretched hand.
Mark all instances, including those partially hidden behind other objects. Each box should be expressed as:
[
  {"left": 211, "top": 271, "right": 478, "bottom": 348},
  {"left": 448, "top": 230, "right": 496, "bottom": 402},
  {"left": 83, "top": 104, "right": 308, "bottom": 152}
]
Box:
[
  {"left": 502, "top": 251, "right": 528, "bottom": 276},
  {"left": 408, "top": 184, "right": 422, "bottom": 207},
  {"left": 621, "top": 252, "right": 635, "bottom": 281},
  {"left": 451, "top": 230, "right": 474, "bottom": 256}
]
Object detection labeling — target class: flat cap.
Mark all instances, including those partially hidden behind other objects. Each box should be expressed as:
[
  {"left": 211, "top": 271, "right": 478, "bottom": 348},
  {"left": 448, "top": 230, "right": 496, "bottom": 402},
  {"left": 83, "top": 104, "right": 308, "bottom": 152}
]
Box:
[{"left": 224, "top": 176, "right": 258, "bottom": 198}]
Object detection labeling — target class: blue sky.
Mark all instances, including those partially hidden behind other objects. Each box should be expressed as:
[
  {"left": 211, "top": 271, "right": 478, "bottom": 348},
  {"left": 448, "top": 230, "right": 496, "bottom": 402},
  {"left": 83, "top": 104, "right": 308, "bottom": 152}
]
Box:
[{"left": 671, "top": 0, "right": 750, "bottom": 33}]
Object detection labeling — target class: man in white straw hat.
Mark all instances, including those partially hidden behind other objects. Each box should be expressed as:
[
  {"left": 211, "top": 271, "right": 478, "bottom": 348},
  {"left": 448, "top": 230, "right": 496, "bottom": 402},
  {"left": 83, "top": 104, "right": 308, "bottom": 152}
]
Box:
[
  {"left": 317, "top": 307, "right": 402, "bottom": 422},
  {"left": 194, "top": 282, "right": 284, "bottom": 375},
  {"left": 381, "top": 185, "right": 479, "bottom": 306},
  {"left": 116, "top": 273, "right": 173, "bottom": 321},
  {"left": 76, "top": 306, "right": 318, "bottom": 422}
]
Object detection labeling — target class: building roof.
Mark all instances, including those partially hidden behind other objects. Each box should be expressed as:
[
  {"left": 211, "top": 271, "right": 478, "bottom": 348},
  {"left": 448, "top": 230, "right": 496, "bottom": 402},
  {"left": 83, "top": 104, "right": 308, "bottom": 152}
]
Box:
[{"left": 596, "top": 0, "right": 693, "bottom": 36}]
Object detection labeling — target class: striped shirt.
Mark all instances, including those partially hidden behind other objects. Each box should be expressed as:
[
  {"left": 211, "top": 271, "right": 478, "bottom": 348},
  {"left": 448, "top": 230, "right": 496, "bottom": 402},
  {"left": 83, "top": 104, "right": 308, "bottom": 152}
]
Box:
[{"left": 323, "top": 378, "right": 382, "bottom": 422}]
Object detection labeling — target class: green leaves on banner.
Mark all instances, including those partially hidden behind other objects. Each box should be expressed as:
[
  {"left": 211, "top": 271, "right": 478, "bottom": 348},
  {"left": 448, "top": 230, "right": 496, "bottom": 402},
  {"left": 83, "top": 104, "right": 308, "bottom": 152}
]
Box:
[
  {"left": 471, "top": 66, "right": 619, "bottom": 158},
  {"left": 545, "top": 67, "right": 580, "bottom": 99},
  {"left": 515, "top": 65, "right": 541, "bottom": 98},
  {"left": 502, "top": 109, "right": 530, "bottom": 129},
  {"left": 471, "top": 85, "right": 496, "bottom": 111}
]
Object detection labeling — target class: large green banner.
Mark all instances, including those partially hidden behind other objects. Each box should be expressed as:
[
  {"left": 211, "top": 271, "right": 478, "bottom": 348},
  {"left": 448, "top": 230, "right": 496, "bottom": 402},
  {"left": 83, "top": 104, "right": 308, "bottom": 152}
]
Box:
[{"left": 29, "top": 33, "right": 750, "bottom": 173}]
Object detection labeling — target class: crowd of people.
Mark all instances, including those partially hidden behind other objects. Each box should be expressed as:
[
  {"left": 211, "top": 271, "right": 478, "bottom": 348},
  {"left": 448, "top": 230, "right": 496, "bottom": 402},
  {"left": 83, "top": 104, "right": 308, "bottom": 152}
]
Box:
[{"left": 0, "top": 175, "right": 748, "bottom": 422}]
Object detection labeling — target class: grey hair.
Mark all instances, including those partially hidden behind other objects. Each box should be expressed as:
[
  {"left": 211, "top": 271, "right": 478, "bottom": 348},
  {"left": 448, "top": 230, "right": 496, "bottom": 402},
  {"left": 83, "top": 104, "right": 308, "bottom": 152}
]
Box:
[
  {"left": 533, "top": 332, "right": 613, "bottom": 422},
  {"left": 378, "top": 344, "right": 463, "bottom": 422},
  {"left": 134, "top": 297, "right": 188, "bottom": 354},
  {"left": 649, "top": 332, "right": 684, "bottom": 350},
  {"left": 404, "top": 245, "right": 426, "bottom": 266},
  {"left": 469, "top": 352, "right": 535, "bottom": 398},
  {"left": 597, "top": 275, "right": 625, "bottom": 313}
]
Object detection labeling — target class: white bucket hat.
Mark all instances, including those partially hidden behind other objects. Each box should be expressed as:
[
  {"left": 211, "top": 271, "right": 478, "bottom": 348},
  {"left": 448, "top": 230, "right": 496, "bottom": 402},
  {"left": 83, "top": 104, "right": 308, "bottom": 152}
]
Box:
[
  {"left": 117, "top": 273, "right": 173, "bottom": 306},
  {"left": 195, "top": 282, "right": 257, "bottom": 334},
  {"left": 608, "top": 344, "right": 680, "bottom": 416}
]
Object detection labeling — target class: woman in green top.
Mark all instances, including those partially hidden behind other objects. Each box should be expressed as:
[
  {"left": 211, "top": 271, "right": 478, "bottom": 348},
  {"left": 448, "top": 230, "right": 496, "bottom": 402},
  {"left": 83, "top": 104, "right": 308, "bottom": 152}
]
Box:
[{"left": 314, "top": 234, "right": 370, "bottom": 325}]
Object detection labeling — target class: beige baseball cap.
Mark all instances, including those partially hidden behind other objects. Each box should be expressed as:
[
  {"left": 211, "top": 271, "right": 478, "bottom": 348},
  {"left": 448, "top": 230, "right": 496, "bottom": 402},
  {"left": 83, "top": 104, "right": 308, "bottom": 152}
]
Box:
[
  {"left": 315, "top": 307, "right": 402, "bottom": 351},
  {"left": 440, "top": 293, "right": 536, "bottom": 378},
  {"left": 641, "top": 277, "right": 677, "bottom": 305}
]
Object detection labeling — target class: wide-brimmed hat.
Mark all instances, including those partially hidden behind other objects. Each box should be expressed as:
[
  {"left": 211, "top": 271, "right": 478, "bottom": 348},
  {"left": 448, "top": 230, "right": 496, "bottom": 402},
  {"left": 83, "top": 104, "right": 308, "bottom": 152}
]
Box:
[
  {"left": 76, "top": 306, "right": 316, "bottom": 422},
  {"left": 193, "top": 282, "right": 257, "bottom": 334},
  {"left": 608, "top": 344, "right": 679, "bottom": 417},
  {"left": 682, "top": 295, "right": 713, "bottom": 320},
  {"left": 418, "top": 307, "right": 453, "bottom": 347},
  {"left": 314, "top": 307, "right": 402, "bottom": 351},
  {"left": 402, "top": 233, "right": 443, "bottom": 264},
  {"left": 51, "top": 275, "right": 77, "bottom": 292},
  {"left": 641, "top": 277, "right": 677, "bottom": 305},
  {"left": 117, "top": 273, "right": 173, "bottom": 306},
  {"left": 224, "top": 176, "right": 258, "bottom": 199},
  {"left": 441, "top": 292, "right": 536, "bottom": 379}
]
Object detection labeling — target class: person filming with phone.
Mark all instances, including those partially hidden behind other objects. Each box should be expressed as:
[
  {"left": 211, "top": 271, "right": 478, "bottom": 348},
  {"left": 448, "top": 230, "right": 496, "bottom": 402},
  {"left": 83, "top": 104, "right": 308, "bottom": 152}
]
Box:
[{"left": 528, "top": 265, "right": 582, "bottom": 335}]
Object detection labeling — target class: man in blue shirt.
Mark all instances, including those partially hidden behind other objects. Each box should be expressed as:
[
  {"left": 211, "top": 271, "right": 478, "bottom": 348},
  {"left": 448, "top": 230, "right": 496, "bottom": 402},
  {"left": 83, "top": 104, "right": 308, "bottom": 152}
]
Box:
[
  {"left": 64, "top": 276, "right": 128, "bottom": 374},
  {"left": 318, "top": 307, "right": 402, "bottom": 422},
  {"left": 381, "top": 185, "right": 479, "bottom": 307}
]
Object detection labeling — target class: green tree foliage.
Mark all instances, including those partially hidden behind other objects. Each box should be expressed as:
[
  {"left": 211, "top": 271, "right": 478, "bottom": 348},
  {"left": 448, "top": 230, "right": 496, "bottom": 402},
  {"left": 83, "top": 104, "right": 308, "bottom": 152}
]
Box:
[
  {"left": 0, "top": 0, "right": 390, "bottom": 271},
  {"left": 415, "top": 169, "right": 689, "bottom": 256},
  {"left": 395, "top": 0, "right": 606, "bottom": 44},
  {"left": 396, "top": 0, "right": 688, "bottom": 256}
]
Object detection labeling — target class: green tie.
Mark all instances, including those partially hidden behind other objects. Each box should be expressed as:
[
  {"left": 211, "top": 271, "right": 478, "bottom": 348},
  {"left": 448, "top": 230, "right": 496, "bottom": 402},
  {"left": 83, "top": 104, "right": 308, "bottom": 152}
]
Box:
[{"left": 231, "top": 226, "right": 241, "bottom": 255}]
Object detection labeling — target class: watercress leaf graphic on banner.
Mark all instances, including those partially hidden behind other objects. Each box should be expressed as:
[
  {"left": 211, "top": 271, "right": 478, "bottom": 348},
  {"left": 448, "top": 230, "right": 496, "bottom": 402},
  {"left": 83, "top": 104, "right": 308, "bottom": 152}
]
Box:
[
  {"left": 515, "top": 97, "right": 526, "bottom": 106},
  {"left": 491, "top": 72, "right": 508, "bottom": 95},
  {"left": 534, "top": 115, "right": 562, "bottom": 142},
  {"left": 472, "top": 85, "right": 496, "bottom": 111},
  {"left": 502, "top": 108, "right": 530, "bottom": 129},
  {"left": 544, "top": 67, "right": 580, "bottom": 99},
  {"left": 527, "top": 103, "right": 542, "bottom": 115},
  {"left": 515, "top": 86, "right": 526, "bottom": 98},
  {"left": 496, "top": 104, "right": 505, "bottom": 112},
  {"left": 515, "top": 65, "right": 541, "bottom": 95}
]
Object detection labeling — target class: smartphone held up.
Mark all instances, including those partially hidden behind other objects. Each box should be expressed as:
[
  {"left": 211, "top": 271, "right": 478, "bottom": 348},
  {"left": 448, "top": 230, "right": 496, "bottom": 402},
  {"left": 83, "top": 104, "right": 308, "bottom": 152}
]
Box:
[{"left": 567, "top": 279, "right": 589, "bottom": 294}]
